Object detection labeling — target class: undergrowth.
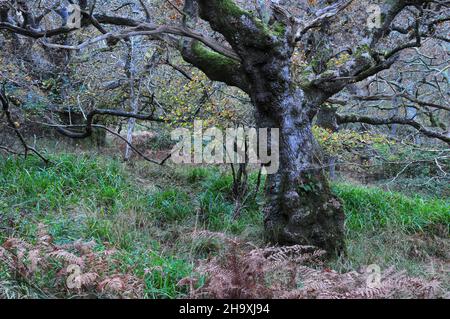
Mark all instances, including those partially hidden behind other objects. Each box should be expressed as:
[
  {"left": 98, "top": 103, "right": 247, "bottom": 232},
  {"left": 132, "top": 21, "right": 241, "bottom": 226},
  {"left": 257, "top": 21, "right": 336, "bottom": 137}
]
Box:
[{"left": 0, "top": 153, "right": 448, "bottom": 298}]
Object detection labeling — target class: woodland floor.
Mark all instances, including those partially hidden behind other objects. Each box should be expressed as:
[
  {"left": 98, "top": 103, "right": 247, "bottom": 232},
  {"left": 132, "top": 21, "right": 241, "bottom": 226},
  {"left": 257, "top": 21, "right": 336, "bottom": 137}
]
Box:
[{"left": 0, "top": 140, "right": 448, "bottom": 299}]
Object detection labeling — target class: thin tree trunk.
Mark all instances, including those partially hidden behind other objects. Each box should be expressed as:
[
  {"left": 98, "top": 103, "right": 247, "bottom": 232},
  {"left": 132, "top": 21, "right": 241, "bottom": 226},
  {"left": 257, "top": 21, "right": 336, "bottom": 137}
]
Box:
[{"left": 125, "top": 39, "right": 138, "bottom": 161}]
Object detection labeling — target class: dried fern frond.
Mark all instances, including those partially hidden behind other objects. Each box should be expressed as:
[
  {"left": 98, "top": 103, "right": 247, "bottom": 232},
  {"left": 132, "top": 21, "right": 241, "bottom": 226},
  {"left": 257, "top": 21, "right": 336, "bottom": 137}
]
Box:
[
  {"left": 2, "top": 237, "right": 33, "bottom": 251},
  {"left": 36, "top": 223, "right": 53, "bottom": 246},
  {"left": 190, "top": 240, "right": 446, "bottom": 299},
  {"left": 27, "top": 249, "right": 41, "bottom": 273},
  {"left": 1, "top": 233, "right": 144, "bottom": 299},
  {"left": 76, "top": 272, "right": 99, "bottom": 288},
  {"left": 47, "top": 250, "right": 84, "bottom": 266},
  {"left": 59, "top": 239, "right": 96, "bottom": 255},
  {"left": 251, "top": 245, "right": 327, "bottom": 266},
  {"left": 98, "top": 275, "right": 143, "bottom": 299},
  {"left": 99, "top": 277, "right": 125, "bottom": 293}
]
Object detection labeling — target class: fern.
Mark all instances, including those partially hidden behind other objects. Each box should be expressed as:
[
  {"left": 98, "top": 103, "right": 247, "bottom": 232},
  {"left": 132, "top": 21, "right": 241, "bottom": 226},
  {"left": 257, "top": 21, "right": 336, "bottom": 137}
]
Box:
[
  {"left": 0, "top": 224, "right": 143, "bottom": 298},
  {"left": 187, "top": 239, "right": 446, "bottom": 299}
]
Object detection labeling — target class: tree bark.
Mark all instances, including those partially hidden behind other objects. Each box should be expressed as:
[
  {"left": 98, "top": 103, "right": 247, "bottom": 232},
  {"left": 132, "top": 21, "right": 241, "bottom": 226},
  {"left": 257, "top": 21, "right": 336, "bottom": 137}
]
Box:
[{"left": 254, "top": 89, "right": 345, "bottom": 256}]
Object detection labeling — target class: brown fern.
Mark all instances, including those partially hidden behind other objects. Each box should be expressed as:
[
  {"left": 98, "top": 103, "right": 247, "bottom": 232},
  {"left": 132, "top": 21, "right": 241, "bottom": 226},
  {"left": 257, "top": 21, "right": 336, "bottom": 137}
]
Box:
[{"left": 188, "top": 240, "right": 446, "bottom": 299}]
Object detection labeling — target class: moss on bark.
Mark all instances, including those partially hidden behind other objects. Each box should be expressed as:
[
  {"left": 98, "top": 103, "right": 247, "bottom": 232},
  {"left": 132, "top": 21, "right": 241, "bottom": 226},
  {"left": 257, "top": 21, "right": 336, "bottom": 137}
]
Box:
[
  {"left": 191, "top": 41, "right": 240, "bottom": 75},
  {"left": 214, "top": 0, "right": 247, "bottom": 17}
]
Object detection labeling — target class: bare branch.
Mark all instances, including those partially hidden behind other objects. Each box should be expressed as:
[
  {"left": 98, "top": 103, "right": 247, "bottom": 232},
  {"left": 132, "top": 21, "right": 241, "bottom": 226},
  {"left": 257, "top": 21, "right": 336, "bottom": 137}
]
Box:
[
  {"left": 0, "top": 87, "right": 49, "bottom": 163},
  {"left": 295, "top": 0, "right": 353, "bottom": 42},
  {"left": 337, "top": 113, "right": 450, "bottom": 144}
]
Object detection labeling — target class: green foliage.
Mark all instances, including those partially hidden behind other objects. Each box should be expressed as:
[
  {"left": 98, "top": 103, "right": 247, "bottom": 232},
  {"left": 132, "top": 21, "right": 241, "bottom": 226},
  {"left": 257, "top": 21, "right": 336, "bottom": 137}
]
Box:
[
  {"left": 201, "top": 170, "right": 234, "bottom": 196},
  {"left": 196, "top": 168, "right": 263, "bottom": 234},
  {"left": 157, "top": 69, "right": 242, "bottom": 128},
  {"left": 0, "top": 154, "right": 194, "bottom": 298},
  {"left": 185, "top": 167, "right": 214, "bottom": 183},
  {"left": 114, "top": 247, "right": 195, "bottom": 299},
  {"left": 272, "top": 21, "right": 286, "bottom": 36},
  {"left": 198, "top": 190, "right": 235, "bottom": 230},
  {"left": 0, "top": 154, "right": 138, "bottom": 216},
  {"left": 313, "top": 125, "right": 393, "bottom": 158}
]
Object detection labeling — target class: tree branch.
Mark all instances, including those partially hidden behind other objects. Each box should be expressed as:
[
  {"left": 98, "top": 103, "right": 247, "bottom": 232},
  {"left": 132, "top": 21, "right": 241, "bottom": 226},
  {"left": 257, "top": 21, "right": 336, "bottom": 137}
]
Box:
[
  {"left": 337, "top": 113, "right": 450, "bottom": 144},
  {"left": 53, "top": 108, "right": 165, "bottom": 139},
  {"left": 0, "top": 88, "right": 49, "bottom": 163}
]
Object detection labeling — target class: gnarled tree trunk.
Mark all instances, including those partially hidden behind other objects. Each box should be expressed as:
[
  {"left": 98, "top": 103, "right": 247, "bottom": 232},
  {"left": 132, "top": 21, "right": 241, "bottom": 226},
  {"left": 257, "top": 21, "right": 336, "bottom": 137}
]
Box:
[
  {"left": 181, "top": 0, "right": 345, "bottom": 256},
  {"left": 250, "top": 73, "right": 345, "bottom": 256},
  {"left": 260, "top": 100, "right": 345, "bottom": 255}
]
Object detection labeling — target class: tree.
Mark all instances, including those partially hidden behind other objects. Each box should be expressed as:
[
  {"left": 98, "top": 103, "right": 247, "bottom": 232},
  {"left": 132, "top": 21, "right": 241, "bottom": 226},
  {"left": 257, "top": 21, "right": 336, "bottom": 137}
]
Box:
[{"left": 1, "top": 0, "right": 448, "bottom": 256}]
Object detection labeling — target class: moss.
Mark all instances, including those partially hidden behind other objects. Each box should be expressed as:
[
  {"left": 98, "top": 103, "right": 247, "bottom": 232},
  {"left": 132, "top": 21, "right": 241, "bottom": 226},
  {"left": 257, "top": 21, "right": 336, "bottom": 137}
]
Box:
[
  {"left": 205, "top": 1, "right": 283, "bottom": 49},
  {"left": 326, "top": 53, "right": 351, "bottom": 69},
  {"left": 297, "top": 172, "right": 325, "bottom": 195},
  {"left": 192, "top": 41, "right": 237, "bottom": 67},
  {"left": 215, "top": 0, "right": 247, "bottom": 18},
  {"left": 354, "top": 44, "right": 370, "bottom": 57},
  {"left": 191, "top": 41, "right": 239, "bottom": 74},
  {"left": 297, "top": 68, "right": 315, "bottom": 88},
  {"left": 271, "top": 21, "right": 286, "bottom": 37}
]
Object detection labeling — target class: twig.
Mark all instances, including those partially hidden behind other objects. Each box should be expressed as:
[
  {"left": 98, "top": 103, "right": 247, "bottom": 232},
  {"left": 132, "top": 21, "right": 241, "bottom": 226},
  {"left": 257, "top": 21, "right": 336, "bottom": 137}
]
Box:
[
  {"left": 0, "top": 86, "right": 49, "bottom": 164},
  {"left": 166, "top": 0, "right": 185, "bottom": 17}
]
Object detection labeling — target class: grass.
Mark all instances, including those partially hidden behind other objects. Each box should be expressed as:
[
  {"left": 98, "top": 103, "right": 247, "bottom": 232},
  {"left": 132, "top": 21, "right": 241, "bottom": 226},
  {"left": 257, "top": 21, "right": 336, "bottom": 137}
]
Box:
[
  {"left": 0, "top": 154, "right": 194, "bottom": 298},
  {"left": 333, "top": 183, "right": 449, "bottom": 233},
  {"left": 148, "top": 188, "right": 193, "bottom": 223},
  {"left": 0, "top": 154, "right": 136, "bottom": 216},
  {"left": 0, "top": 153, "right": 448, "bottom": 298},
  {"left": 331, "top": 184, "right": 449, "bottom": 287}
]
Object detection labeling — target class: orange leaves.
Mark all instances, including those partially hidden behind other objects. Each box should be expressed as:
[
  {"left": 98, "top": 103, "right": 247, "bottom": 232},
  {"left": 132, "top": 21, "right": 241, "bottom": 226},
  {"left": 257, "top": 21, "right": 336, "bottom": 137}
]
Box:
[{"left": 166, "top": 0, "right": 184, "bottom": 20}]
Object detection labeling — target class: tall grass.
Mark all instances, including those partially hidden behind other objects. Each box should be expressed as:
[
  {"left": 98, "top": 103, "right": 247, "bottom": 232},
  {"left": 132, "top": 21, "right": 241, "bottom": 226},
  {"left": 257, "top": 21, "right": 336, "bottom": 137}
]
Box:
[
  {"left": 0, "top": 154, "right": 136, "bottom": 214},
  {"left": 333, "top": 183, "right": 449, "bottom": 233}
]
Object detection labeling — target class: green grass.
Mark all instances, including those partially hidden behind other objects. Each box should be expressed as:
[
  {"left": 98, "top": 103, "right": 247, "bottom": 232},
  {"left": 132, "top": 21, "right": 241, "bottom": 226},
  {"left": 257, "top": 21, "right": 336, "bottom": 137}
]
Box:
[
  {"left": 333, "top": 183, "right": 449, "bottom": 233},
  {"left": 0, "top": 154, "right": 136, "bottom": 215},
  {"left": 0, "top": 154, "right": 195, "bottom": 298},
  {"left": 331, "top": 183, "right": 449, "bottom": 285},
  {"left": 196, "top": 168, "right": 264, "bottom": 236},
  {"left": 148, "top": 188, "right": 193, "bottom": 223}
]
